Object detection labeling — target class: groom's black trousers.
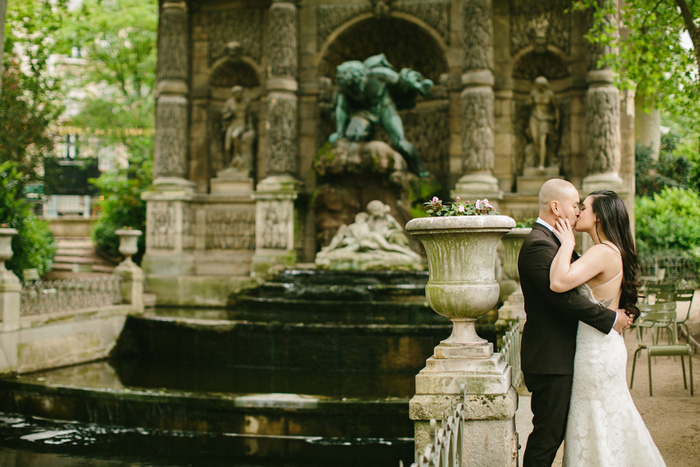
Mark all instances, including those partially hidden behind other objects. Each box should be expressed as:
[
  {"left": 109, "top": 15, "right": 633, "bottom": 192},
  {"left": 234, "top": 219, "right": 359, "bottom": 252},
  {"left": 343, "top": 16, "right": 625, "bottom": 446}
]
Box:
[{"left": 523, "top": 372, "right": 574, "bottom": 467}]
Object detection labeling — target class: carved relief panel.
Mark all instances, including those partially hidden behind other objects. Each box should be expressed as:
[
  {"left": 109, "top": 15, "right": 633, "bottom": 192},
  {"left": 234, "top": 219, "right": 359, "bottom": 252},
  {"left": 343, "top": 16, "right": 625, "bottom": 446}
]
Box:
[
  {"left": 205, "top": 209, "right": 256, "bottom": 250},
  {"left": 197, "top": 9, "right": 264, "bottom": 66},
  {"left": 509, "top": 0, "right": 571, "bottom": 55},
  {"left": 258, "top": 200, "right": 293, "bottom": 250},
  {"left": 148, "top": 202, "right": 176, "bottom": 250}
]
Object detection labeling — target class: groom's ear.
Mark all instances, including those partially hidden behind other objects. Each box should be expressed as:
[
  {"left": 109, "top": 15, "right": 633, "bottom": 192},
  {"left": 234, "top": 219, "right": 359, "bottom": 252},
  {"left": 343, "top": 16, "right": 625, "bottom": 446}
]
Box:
[{"left": 550, "top": 200, "right": 559, "bottom": 216}]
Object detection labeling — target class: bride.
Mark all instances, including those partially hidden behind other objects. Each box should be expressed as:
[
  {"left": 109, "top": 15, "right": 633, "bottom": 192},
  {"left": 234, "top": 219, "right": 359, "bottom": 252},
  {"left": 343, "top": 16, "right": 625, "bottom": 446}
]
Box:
[{"left": 549, "top": 190, "right": 665, "bottom": 467}]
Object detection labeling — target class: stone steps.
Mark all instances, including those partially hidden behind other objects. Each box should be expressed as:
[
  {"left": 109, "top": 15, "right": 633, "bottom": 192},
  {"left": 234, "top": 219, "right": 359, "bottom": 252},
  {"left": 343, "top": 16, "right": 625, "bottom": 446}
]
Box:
[{"left": 46, "top": 237, "right": 117, "bottom": 279}]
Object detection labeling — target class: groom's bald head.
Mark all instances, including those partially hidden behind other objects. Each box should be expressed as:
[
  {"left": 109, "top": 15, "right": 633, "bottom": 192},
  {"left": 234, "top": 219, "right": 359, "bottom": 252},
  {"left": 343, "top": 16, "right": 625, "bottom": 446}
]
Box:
[
  {"left": 538, "top": 179, "right": 580, "bottom": 225},
  {"left": 539, "top": 179, "right": 577, "bottom": 210}
]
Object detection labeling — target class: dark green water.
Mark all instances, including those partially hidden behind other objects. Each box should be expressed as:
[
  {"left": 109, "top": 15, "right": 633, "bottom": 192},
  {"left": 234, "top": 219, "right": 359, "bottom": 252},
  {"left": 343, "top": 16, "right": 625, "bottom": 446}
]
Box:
[{"left": 0, "top": 415, "right": 412, "bottom": 466}]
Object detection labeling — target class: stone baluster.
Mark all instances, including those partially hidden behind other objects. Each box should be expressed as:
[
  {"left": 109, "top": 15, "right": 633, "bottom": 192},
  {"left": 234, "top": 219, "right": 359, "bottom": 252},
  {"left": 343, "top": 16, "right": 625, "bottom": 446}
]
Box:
[
  {"left": 153, "top": 1, "right": 193, "bottom": 191},
  {"left": 583, "top": 7, "right": 623, "bottom": 193},
  {"left": 252, "top": 0, "right": 302, "bottom": 276},
  {"left": 452, "top": 0, "right": 503, "bottom": 204}
]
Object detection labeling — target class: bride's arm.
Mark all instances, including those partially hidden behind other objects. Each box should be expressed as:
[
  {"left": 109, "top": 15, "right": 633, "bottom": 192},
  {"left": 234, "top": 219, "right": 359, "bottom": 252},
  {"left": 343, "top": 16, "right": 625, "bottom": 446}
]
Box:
[{"left": 549, "top": 218, "right": 605, "bottom": 293}]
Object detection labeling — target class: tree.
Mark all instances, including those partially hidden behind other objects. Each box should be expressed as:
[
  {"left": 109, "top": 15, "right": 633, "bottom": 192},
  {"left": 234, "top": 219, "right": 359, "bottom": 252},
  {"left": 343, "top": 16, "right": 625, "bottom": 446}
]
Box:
[
  {"left": 0, "top": 162, "right": 56, "bottom": 280},
  {"left": 574, "top": 1, "right": 700, "bottom": 195},
  {"left": 1, "top": 0, "right": 67, "bottom": 177},
  {"left": 56, "top": 0, "right": 157, "bottom": 161},
  {"left": 55, "top": 0, "right": 158, "bottom": 262},
  {"left": 574, "top": 1, "right": 700, "bottom": 118}
]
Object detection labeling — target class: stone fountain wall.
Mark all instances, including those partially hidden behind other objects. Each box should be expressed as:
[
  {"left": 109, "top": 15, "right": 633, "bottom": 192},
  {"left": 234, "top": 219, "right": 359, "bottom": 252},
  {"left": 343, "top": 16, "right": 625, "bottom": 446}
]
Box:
[{"left": 144, "top": 0, "right": 634, "bottom": 305}]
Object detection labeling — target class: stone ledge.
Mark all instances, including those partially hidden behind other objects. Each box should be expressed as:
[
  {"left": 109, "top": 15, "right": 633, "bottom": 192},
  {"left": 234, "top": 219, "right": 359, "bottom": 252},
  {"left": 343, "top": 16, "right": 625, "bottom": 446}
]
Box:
[{"left": 409, "top": 386, "right": 519, "bottom": 421}]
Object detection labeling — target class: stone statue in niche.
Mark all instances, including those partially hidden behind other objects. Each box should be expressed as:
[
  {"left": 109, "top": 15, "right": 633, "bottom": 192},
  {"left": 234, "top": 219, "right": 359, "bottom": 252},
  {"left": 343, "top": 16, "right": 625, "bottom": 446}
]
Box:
[
  {"left": 221, "top": 85, "right": 256, "bottom": 176},
  {"left": 328, "top": 54, "right": 433, "bottom": 178},
  {"left": 315, "top": 200, "right": 421, "bottom": 271},
  {"left": 527, "top": 76, "right": 559, "bottom": 170}
]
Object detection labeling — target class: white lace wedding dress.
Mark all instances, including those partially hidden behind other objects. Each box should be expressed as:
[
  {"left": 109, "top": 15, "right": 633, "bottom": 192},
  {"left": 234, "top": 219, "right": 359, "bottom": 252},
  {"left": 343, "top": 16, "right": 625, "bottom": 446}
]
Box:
[{"left": 563, "top": 285, "right": 666, "bottom": 467}]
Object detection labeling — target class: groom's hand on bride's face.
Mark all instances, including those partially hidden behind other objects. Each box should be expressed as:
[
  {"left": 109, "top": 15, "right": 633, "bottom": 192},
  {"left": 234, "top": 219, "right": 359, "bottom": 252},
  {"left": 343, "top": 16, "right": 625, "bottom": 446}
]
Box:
[{"left": 612, "top": 309, "right": 633, "bottom": 334}]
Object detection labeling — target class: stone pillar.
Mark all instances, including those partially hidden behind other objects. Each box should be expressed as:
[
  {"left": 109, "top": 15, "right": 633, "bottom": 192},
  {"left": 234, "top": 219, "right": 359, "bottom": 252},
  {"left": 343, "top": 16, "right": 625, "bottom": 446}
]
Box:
[
  {"left": 452, "top": 0, "right": 503, "bottom": 204},
  {"left": 407, "top": 215, "right": 518, "bottom": 466},
  {"left": 252, "top": 0, "right": 302, "bottom": 275},
  {"left": 634, "top": 93, "right": 660, "bottom": 159},
  {"left": 582, "top": 7, "right": 623, "bottom": 193},
  {"left": 142, "top": 1, "right": 195, "bottom": 278},
  {"left": 153, "top": 1, "right": 193, "bottom": 192},
  {"left": 0, "top": 228, "right": 19, "bottom": 373},
  {"left": 0, "top": 228, "right": 20, "bottom": 332}
]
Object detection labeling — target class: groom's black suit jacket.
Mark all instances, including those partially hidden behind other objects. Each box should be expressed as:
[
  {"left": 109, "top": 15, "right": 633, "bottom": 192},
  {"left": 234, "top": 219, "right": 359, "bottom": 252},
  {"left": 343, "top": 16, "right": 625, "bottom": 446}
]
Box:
[{"left": 519, "top": 223, "right": 616, "bottom": 375}]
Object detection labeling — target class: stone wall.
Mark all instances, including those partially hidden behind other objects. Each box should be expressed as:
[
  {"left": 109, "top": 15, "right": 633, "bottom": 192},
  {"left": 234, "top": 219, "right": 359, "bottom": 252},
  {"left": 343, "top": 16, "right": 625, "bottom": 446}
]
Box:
[{"left": 144, "top": 0, "right": 634, "bottom": 299}]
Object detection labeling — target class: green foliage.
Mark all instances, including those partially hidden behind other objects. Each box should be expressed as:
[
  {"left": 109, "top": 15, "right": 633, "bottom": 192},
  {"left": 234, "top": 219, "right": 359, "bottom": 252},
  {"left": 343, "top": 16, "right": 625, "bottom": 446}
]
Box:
[
  {"left": 2, "top": 0, "right": 67, "bottom": 177},
  {"left": 423, "top": 196, "right": 499, "bottom": 216},
  {"left": 635, "top": 187, "right": 700, "bottom": 272},
  {"left": 90, "top": 154, "right": 152, "bottom": 264},
  {"left": 56, "top": 0, "right": 157, "bottom": 161},
  {"left": 52, "top": 0, "right": 159, "bottom": 264},
  {"left": 635, "top": 143, "right": 693, "bottom": 196},
  {"left": 572, "top": 0, "right": 700, "bottom": 121},
  {"left": 515, "top": 218, "right": 536, "bottom": 228},
  {"left": 0, "top": 162, "right": 56, "bottom": 280}
]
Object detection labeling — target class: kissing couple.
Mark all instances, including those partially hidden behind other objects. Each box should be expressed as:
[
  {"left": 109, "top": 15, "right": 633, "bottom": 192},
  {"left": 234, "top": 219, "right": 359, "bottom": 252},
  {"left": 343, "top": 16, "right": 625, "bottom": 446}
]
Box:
[{"left": 519, "top": 179, "right": 665, "bottom": 466}]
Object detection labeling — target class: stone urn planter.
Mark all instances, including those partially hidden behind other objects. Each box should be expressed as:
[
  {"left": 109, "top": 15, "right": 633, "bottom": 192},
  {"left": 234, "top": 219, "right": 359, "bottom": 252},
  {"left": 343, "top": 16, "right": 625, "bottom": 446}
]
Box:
[
  {"left": 405, "top": 215, "right": 515, "bottom": 355},
  {"left": 498, "top": 227, "right": 531, "bottom": 324},
  {"left": 115, "top": 229, "right": 142, "bottom": 263},
  {"left": 0, "top": 228, "right": 18, "bottom": 271},
  {"left": 501, "top": 227, "right": 530, "bottom": 282}
]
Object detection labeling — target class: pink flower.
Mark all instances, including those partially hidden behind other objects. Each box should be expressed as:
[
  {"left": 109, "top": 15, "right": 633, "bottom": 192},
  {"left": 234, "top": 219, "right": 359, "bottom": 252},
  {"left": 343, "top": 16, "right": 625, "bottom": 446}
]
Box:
[
  {"left": 432, "top": 196, "right": 439, "bottom": 203},
  {"left": 475, "top": 199, "right": 482, "bottom": 210},
  {"left": 458, "top": 204, "right": 465, "bottom": 213},
  {"left": 482, "top": 199, "right": 493, "bottom": 209},
  {"left": 455, "top": 196, "right": 461, "bottom": 202}
]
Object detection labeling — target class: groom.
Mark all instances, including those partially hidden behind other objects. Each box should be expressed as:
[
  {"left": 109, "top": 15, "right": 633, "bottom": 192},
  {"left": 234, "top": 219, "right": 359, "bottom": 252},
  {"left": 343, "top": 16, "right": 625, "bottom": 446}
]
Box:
[{"left": 519, "top": 179, "right": 632, "bottom": 466}]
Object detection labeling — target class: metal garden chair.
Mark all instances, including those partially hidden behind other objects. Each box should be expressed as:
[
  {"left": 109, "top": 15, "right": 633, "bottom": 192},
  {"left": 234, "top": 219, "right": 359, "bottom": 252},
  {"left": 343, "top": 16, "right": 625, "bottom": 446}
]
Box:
[
  {"left": 674, "top": 287, "right": 696, "bottom": 339},
  {"left": 630, "top": 304, "right": 694, "bottom": 396}
]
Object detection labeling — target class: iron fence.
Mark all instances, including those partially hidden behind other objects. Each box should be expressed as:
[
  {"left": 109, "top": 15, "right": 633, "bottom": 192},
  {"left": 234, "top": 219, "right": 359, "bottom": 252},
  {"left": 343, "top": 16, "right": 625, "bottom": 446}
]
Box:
[
  {"left": 501, "top": 319, "right": 523, "bottom": 389},
  {"left": 410, "top": 397, "right": 466, "bottom": 467},
  {"left": 20, "top": 276, "right": 122, "bottom": 316},
  {"left": 639, "top": 255, "right": 698, "bottom": 283}
]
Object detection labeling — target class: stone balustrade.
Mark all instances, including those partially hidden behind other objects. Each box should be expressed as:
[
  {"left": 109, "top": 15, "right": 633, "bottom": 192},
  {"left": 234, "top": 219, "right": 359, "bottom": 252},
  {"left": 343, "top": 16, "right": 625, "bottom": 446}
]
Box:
[{"left": 0, "top": 230, "right": 145, "bottom": 374}]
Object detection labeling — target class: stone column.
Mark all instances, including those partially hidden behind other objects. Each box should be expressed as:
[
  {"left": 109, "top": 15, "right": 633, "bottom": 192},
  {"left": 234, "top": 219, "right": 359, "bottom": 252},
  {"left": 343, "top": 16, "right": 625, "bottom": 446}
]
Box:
[
  {"left": 142, "top": 1, "right": 195, "bottom": 279},
  {"left": 582, "top": 7, "right": 623, "bottom": 193},
  {"left": 452, "top": 0, "right": 503, "bottom": 204},
  {"left": 634, "top": 93, "right": 660, "bottom": 159},
  {"left": 252, "top": 0, "right": 302, "bottom": 276},
  {"left": 153, "top": 1, "right": 193, "bottom": 192}
]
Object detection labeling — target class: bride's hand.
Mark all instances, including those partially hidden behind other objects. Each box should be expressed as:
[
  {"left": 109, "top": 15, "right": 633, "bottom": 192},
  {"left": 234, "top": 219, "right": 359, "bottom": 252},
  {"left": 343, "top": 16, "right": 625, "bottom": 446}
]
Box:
[{"left": 554, "top": 217, "right": 575, "bottom": 248}]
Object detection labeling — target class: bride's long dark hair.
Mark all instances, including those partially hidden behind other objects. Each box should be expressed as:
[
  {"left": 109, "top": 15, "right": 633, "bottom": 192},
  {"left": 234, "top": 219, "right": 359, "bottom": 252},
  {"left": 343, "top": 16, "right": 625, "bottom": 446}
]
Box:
[{"left": 588, "top": 190, "right": 640, "bottom": 320}]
